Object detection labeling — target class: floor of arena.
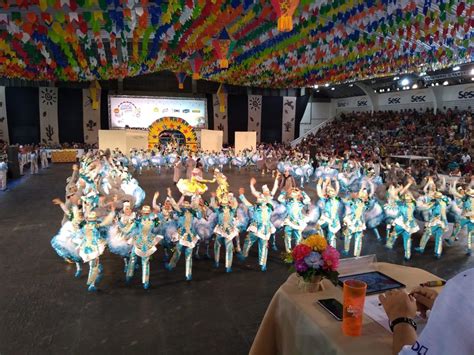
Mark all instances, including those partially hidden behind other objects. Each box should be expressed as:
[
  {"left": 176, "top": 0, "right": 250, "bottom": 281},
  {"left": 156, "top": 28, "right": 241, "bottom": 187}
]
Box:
[{"left": 1, "top": 164, "right": 472, "bottom": 355}]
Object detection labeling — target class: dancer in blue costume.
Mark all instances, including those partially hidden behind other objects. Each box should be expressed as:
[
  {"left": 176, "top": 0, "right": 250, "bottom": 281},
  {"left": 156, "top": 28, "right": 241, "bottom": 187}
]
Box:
[
  {"left": 342, "top": 187, "right": 370, "bottom": 257},
  {"left": 447, "top": 186, "right": 474, "bottom": 255},
  {"left": 74, "top": 208, "right": 115, "bottom": 292},
  {"left": 193, "top": 197, "right": 218, "bottom": 259},
  {"left": 415, "top": 191, "right": 449, "bottom": 258},
  {"left": 152, "top": 189, "right": 178, "bottom": 260},
  {"left": 51, "top": 198, "right": 84, "bottom": 278},
  {"left": 165, "top": 197, "right": 202, "bottom": 281},
  {"left": 250, "top": 175, "right": 283, "bottom": 251},
  {"left": 210, "top": 192, "right": 240, "bottom": 272},
  {"left": 316, "top": 177, "right": 342, "bottom": 248},
  {"left": 107, "top": 200, "right": 135, "bottom": 271},
  {"left": 238, "top": 187, "right": 276, "bottom": 272},
  {"left": 385, "top": 181, "right": 419, "bottom": 260},
  {"left": 123, "top": 205, "right": 163, "bottom": 289},
  {"left": 277, "top": 188, "right": 311, "bottom": 253},
  {"left": 364, "top": 180, "right": 385, "bottom": 241},
  {"left": 383, "top": 184, "right": 402, "bottom": 239}
]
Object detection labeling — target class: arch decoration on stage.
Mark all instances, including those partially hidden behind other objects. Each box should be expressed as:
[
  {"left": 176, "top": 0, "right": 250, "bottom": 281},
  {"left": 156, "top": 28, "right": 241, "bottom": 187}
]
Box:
[{"left": 148, "top": 117, "right": 198, "bottom": 151}]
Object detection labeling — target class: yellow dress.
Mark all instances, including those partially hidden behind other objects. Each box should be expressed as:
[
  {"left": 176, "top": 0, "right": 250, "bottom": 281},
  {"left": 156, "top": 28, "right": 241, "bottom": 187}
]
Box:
[{"left": 177, "top": 176, "right": 210, "bottom": 196}]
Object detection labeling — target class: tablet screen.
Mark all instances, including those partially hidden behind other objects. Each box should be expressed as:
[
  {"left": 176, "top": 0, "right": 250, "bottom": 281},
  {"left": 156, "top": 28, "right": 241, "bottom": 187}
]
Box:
[{"left": 338, "top": 271, "right": 405, "bottom": 295}]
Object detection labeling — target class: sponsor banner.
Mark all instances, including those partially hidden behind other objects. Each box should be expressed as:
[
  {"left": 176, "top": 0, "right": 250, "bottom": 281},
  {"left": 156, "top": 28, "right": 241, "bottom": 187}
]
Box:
[
  {"left": 109, "top": 95, "right": 207, "bottom": 129},
  {"left": 247, "top": 95, "right": 262, "bottom": 143},
  {"left": 39, "top": 87, "right": 60, "bottom": 144},
  {"left": 379, "top": 89, "right": 433, "bottom": 106},
  {"left": 334, "top": 96, "right": 371, "bottom": 109},
  {"left": 441, "top": 84, "right": 474, "bottom": 101}
]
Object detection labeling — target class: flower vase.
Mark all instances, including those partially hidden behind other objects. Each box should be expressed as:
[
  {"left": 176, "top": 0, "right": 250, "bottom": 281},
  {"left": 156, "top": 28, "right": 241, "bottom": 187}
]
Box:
[{"left": 297, "top": 275, "right": 324, "bottom": 293}]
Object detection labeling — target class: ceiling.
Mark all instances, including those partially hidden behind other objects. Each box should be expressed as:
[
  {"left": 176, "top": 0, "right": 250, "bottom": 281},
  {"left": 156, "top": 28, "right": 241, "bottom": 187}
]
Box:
[{"left": 0, "top": 0, "right": 472, "bottom": 89}]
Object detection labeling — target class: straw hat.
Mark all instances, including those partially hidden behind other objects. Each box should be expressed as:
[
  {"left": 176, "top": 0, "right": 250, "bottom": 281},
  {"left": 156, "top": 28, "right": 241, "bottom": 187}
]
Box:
[
  {"left": 466, "top": 188, "right": 474, "bottom": 197},
  {"left": 433, "top": 191, "right": 443, "bottom": 199},
  {"left": 141, "top": 205, "right": 151, "bottom": 214}
]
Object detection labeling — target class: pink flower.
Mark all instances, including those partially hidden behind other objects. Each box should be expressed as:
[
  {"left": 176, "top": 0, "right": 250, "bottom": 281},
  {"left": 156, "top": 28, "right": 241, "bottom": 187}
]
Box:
[
  {"left": 292, "top": 244, "right": 312, "bottom": 261},
  {"left": 322, "top": 246, "right": 340, "bottom": 271}
]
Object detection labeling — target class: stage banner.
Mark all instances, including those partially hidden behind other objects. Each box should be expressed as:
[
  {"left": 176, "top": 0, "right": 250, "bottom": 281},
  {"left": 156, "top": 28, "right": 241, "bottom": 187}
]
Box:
[
  {"left": 39, "top": 87, "right": 59, "bottom": 145},
  {"left": 212, "top": 94, "right": 228, "bottom": 144},
  {"left": 83, "top": 88, "right": 101, "bottom": 144},
  {"left": 247, "top": 95, "right": 262, "bottom": 143},
  {"left": 0, "top": 86, "right": 9, "bottom": 144},
  {"left": 235, "top": 131, "right": 256, "bottom": 154},
  {"left": 282, "top": 96, "right": 296, "bottom": 143},
  {"left": 201, "top": 129, "right": 223, "bottom": 152}
]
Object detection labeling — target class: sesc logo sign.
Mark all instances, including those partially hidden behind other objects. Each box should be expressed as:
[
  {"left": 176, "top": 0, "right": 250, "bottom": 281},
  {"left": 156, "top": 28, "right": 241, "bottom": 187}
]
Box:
[
  {"left": 357, "top": 99, "right": 368, "bottom": 106},
  {"left": 411, "top": 95, "right": 426, "bottom": 103},
  {"left": 337, "top": 101, "right": 348, "bottom": 108},
  {"left": 458, "top": 87, "right": 474, "bottom": 99},
  {"left": 388, "top": 97, "right": 401, "bottom": 104}
]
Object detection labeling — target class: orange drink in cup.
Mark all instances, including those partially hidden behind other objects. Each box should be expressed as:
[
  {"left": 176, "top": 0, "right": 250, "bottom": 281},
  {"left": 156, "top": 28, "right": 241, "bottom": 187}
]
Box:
[{"left": 342, "top": 279, "right": 367, "bottom": 336}]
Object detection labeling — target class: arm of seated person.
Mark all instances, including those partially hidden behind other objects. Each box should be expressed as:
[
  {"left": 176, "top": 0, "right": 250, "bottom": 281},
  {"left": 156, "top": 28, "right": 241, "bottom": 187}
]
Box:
[{"left": 379, "top": 290, "right": 418, "bottom": 355}]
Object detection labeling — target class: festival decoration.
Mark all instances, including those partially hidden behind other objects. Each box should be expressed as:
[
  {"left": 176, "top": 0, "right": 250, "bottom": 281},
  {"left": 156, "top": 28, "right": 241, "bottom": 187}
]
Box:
[
  {"left": 283, "top": 234, "right": 340, "bottom": 292},
  {"left": 217, "top": 83, "right": 227, "bottom": 113},
  {"left": 89, "top": 80, "right": 101, "bottom": 110},
  {"left": 189, "top": 52, "right": 203, "bottom": 80},
  {"left": 271, "top": 0, "right": 299, "bottom": 32},
  {"left": 212, "top": 28, "right": 232, "bottom": 69},
  {"left": 176, "top": 72, "right": 186, "bottom": 89},
  {"left": 0, "top": 1, "right": 471, "bottom": 87},
  {"left": 148, "top": 117, "right": 198, "bottom": 151}
]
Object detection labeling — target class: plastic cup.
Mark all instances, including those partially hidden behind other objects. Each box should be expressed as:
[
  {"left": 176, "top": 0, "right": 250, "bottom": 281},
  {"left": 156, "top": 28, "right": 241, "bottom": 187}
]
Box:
[{"left": 342, "top": 279, "right": 367, "bottom": 336}]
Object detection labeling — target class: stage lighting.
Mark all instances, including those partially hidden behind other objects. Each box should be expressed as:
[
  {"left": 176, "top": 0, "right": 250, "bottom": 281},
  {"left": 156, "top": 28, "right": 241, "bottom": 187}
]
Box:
[
  {"left": 412, "top": 84, "right": 418, "bottom": 89},
  {"left": 435, "top": 82, "right": 440, "bottom": 86},
  {"left": 393, "top": 76, "right": 399, "bottom": 81},
  {"left": 387, "top": 88, "right": 390, "bottom": 92},
  {"left": 313, "top": 85, "right": 319, "bottom": 89},
  {"left": 471, "top": 77, "right": 474, "bottom": 81},
  {"left": 470, "top": 68, "right": 474, "bottom": 76},
  {"left": 419, "top": 72, "right": 427, "bottom": 77},
  {"left": 452, "top": 66, "right": 460, "bottom": 71},
  {"left": 330, "top": 87, "right": 335, "bottom": 91},
  {"left": 324, "top": 83, "right": 329, "bottom": 87},
  {"left": 401, "top": 78, "right": 410, "bottom": 86},
  {"left": 443, "top": 81, "right": 449, "bottom": 86},
  {"left": 348, "top": 84, "right": 353, "bottom": 87}
]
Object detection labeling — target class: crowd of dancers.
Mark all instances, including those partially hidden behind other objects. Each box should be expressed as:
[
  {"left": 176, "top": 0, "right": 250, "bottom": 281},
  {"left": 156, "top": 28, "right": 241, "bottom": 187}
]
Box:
[{"left": 50, "top": 143, "right": 473, "bottom": 291}]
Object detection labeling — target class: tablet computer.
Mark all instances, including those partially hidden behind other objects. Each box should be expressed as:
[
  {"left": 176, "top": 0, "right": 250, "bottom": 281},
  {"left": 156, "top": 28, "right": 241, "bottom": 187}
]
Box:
[{"left": 338, "top": 271, "right": 405, "bottom": 295}]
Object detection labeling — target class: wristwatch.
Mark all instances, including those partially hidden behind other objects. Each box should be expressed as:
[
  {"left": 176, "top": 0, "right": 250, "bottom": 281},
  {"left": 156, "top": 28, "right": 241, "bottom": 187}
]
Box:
[{"left": 389, "top": 317, "right": 417, "bottom": 332}]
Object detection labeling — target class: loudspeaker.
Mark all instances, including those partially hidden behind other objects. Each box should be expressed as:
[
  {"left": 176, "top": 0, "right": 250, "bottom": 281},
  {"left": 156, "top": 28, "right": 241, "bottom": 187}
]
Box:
[{"left": 7, "top": 146, "right": 20, "bottom": 179}]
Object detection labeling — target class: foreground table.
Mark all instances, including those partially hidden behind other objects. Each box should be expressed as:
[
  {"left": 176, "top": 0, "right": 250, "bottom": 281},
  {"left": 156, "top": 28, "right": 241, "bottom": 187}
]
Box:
[{"left": 250, "top": 262, "right": 443, "bottom": 355}]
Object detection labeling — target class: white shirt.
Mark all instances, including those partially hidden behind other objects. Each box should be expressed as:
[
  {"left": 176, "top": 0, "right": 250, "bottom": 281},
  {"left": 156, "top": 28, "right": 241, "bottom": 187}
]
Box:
[
  {"left": 461, "top": 154, "right": 471, "bottom": 164},
  {"left": 399, "top": 268, "right": 474, "bottom": 355}
]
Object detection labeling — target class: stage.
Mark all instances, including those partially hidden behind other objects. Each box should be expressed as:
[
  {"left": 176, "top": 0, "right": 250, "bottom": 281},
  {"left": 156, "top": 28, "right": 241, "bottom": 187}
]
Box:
[{"left": 0, "top": 165, "right": 472, "bottom": 355}]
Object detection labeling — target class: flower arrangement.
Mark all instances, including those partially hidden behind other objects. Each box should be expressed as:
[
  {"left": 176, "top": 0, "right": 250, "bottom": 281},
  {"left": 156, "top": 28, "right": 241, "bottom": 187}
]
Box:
[{"left": 283, "top": 234, "right": 340, "bottom": 286}]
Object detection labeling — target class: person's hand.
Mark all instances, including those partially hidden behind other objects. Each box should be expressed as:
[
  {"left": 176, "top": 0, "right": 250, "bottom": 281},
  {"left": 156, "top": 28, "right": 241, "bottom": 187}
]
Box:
[
  {"left": 154, "top": 191, "right": 159, "bottom": 199},
  {"left": 410, "top": 286, "right": 438, "bottom": 318},
  {"left": 250, "top": 177, "right": 256, "bottom": 185},
  {"left": 239, "top": 187, "right": 245, "bottom": 195},
  {"left": 378, "top": 289, "right": 417, "bottom": 322},
  {"left": 52, "top": 198, "right": 62, "bottom": 205},
  {"left": 167, "top": 187, "right": 172, "bottom": 197}
]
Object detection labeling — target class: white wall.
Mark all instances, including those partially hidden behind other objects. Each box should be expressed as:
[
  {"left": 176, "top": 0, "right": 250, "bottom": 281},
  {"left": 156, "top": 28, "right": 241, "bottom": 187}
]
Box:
[{"left": 299, "top": 100, "right": 334, "bottom": 136}]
